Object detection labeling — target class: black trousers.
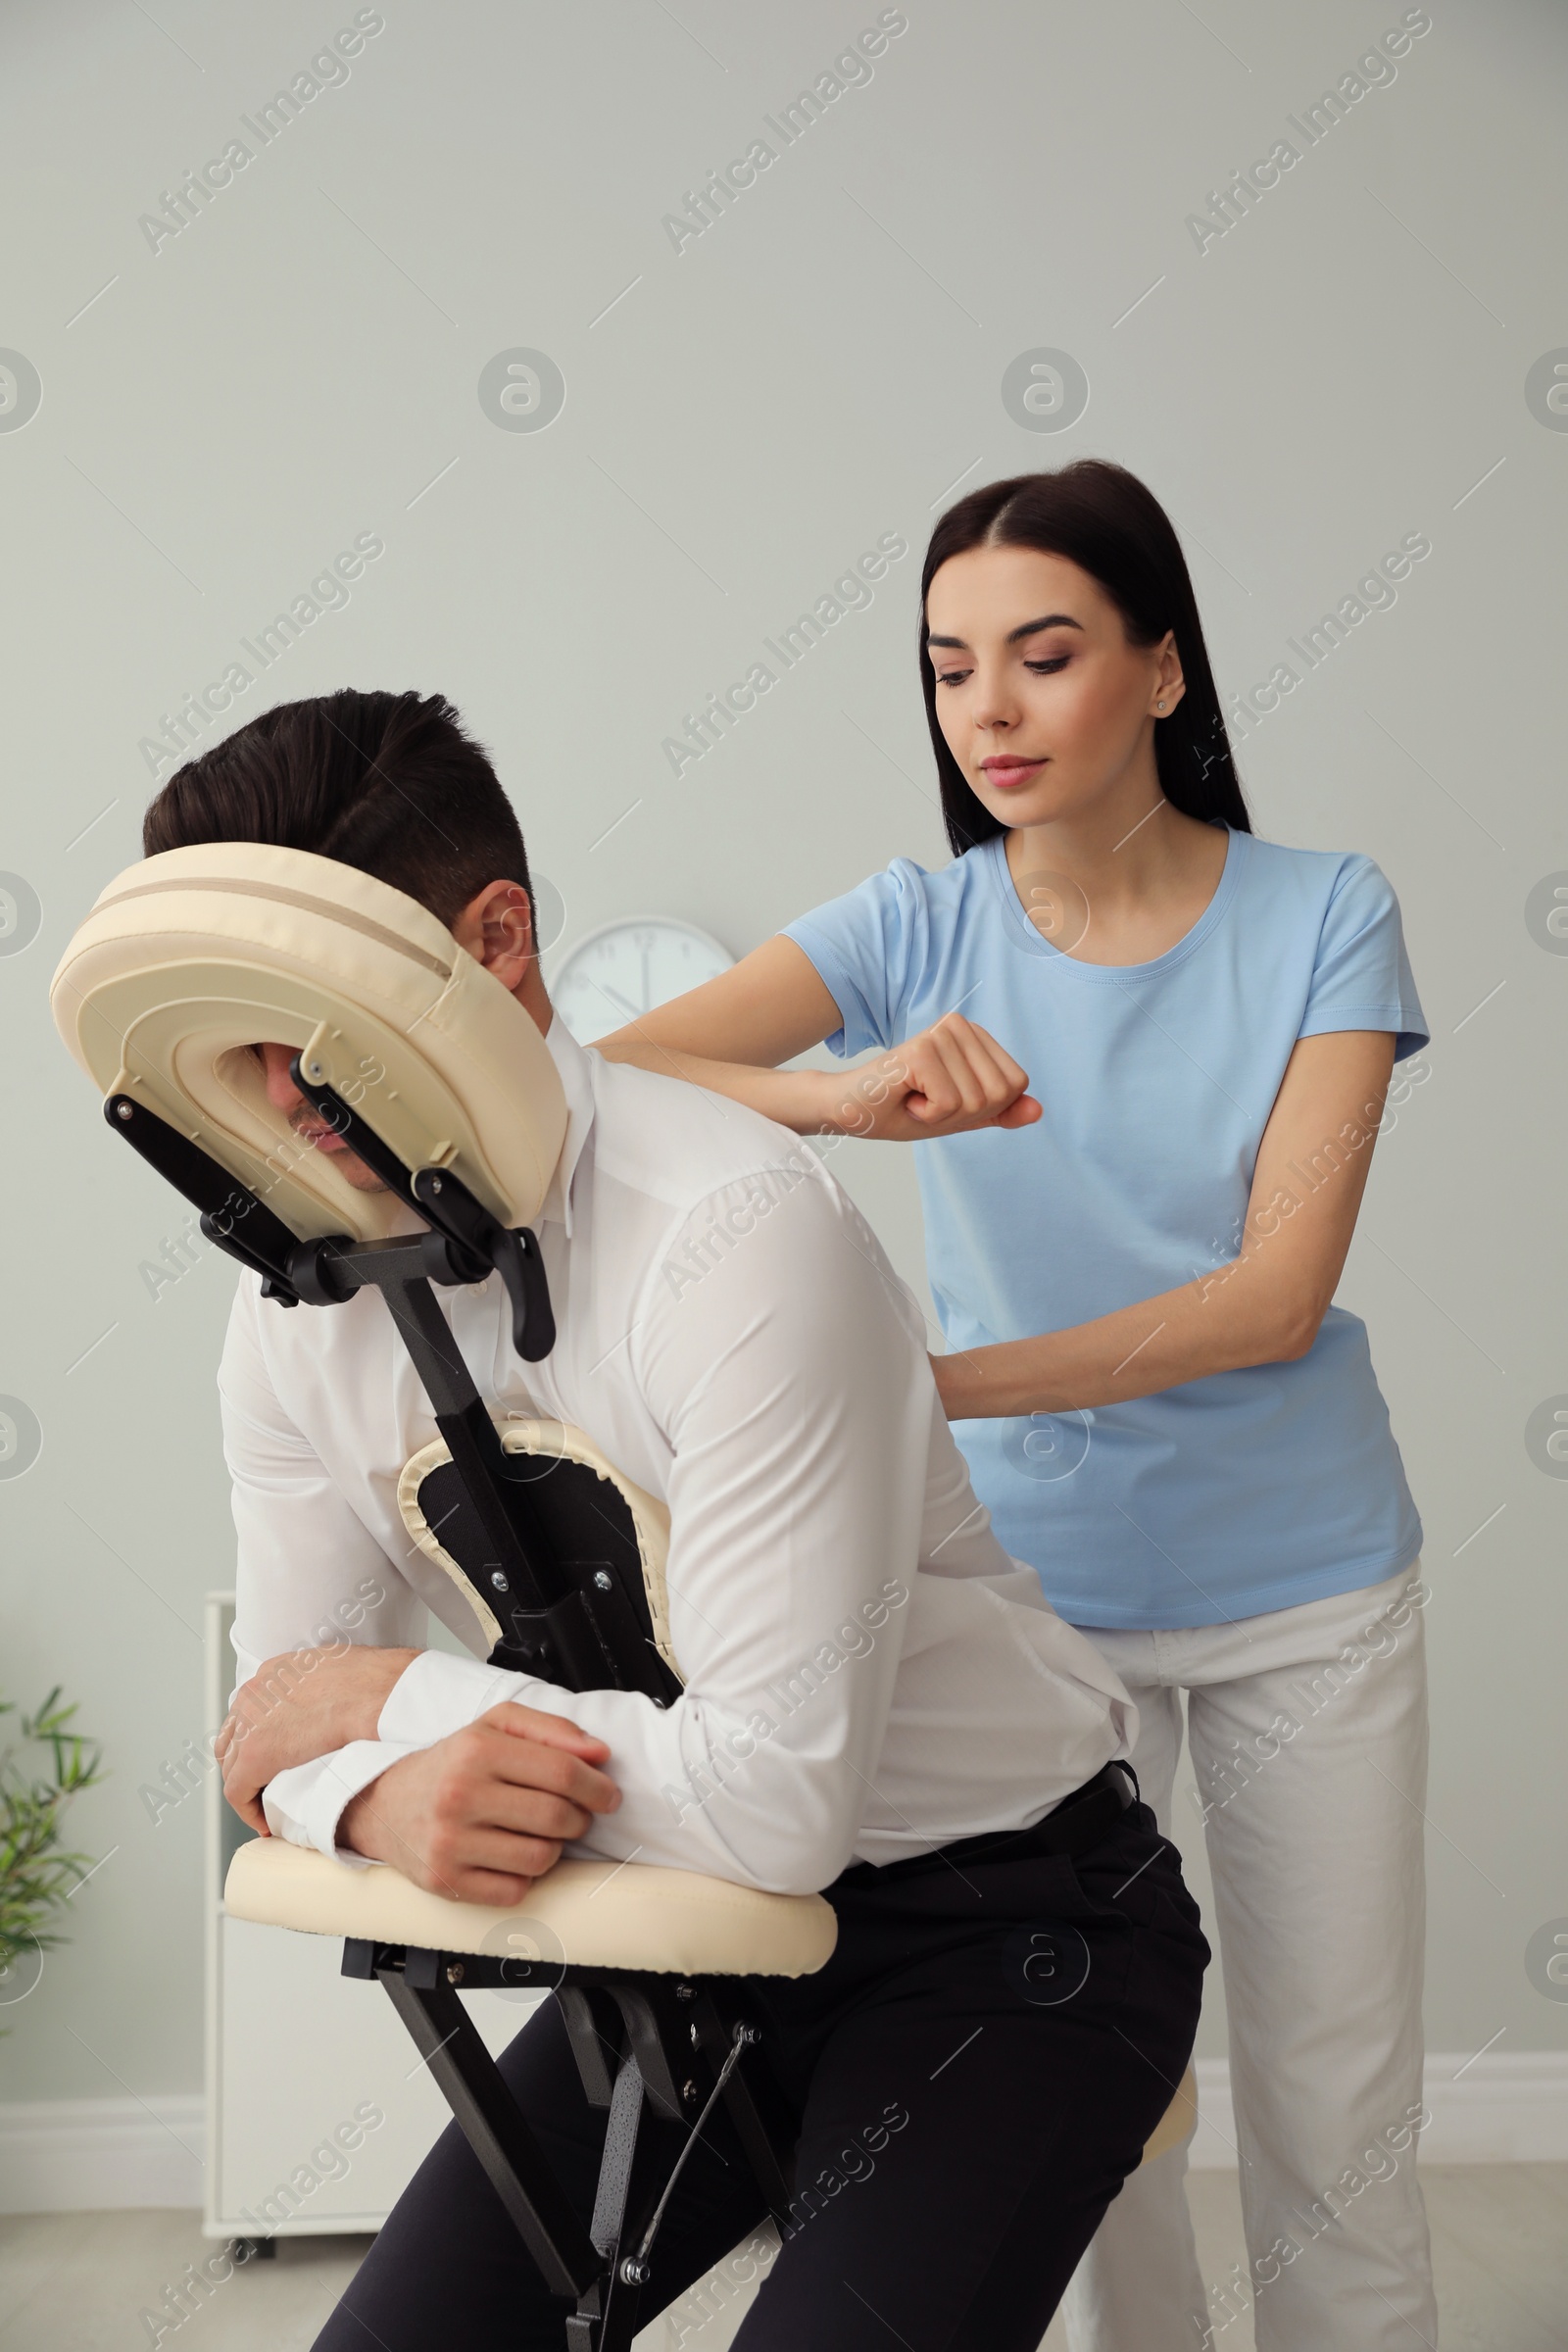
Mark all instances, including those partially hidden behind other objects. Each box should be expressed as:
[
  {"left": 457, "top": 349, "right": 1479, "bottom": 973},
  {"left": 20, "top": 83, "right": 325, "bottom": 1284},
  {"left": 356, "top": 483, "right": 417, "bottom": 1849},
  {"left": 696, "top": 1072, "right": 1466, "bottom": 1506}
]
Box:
[{"left": 315, "top": 1800, "right": 1207, "bottom": 2351}]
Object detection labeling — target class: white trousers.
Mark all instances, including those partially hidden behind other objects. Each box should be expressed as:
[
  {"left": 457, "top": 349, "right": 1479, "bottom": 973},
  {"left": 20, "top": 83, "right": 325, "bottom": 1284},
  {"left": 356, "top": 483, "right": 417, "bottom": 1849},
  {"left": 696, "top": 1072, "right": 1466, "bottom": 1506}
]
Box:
[{"left": 1059, "top": 1564, "right": 1438, "bottom": 2352}]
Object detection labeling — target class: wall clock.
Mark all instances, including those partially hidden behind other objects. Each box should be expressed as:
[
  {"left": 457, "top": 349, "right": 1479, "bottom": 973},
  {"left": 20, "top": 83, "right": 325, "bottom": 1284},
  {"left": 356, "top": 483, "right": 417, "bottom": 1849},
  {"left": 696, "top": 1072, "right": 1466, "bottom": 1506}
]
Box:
[{"left": 550, "top": 915, "right": 734, "bottom": 1045}]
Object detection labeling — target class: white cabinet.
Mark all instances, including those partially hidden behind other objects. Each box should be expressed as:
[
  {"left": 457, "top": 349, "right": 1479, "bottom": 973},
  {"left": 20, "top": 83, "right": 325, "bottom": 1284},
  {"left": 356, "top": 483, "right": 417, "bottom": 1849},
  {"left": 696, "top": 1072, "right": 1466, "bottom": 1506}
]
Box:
[{"left": 202, "top": 1593, "right": 539, "bottom": 2240}]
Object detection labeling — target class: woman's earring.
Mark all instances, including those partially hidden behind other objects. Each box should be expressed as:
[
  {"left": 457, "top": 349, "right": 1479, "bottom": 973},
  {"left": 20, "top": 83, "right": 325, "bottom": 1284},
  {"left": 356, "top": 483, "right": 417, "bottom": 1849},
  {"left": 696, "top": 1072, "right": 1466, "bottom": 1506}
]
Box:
[{"left": 1156, "top": 700, "right": 1166, "bottom": 710}]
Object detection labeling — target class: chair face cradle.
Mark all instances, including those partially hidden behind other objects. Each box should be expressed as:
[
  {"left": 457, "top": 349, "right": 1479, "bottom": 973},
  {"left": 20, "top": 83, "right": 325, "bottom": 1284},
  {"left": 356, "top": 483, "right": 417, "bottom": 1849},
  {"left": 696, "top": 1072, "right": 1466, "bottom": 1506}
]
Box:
[{"left": 50, "top": 848, "right": 829, "bottom": 2352}]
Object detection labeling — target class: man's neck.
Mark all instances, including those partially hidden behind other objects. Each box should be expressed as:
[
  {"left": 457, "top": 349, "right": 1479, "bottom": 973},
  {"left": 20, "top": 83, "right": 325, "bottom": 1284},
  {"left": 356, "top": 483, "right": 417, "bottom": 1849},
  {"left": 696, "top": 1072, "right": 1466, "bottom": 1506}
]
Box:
[{"left": 514, "top": 962, "right": 554, "bottom": 1037}]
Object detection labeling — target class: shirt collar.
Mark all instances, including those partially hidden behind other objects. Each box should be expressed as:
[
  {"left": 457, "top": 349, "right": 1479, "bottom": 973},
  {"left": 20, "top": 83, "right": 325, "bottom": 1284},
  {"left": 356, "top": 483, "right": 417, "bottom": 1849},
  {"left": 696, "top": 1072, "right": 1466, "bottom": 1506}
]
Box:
[{"left": 537, "top": 1012, "right": 597, "bottom": 1239}]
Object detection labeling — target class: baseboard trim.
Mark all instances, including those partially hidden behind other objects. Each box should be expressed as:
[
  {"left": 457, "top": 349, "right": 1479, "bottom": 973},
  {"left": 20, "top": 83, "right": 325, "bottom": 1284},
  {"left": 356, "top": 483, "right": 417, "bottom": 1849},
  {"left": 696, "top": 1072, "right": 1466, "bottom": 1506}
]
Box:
[
  {"left": 0, "top": 2095, "right": 204, "bottom": 2214},
  {"left": 1190, "top": 2050, "right": 1568, "bottom": 2170},
  {"left": 2, "top": 2056, "right": 1564, "bottom": 2212}
]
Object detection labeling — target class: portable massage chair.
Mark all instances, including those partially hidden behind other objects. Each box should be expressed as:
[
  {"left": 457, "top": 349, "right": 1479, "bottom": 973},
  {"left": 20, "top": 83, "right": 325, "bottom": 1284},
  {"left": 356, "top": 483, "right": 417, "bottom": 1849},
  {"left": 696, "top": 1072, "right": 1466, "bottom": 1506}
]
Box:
[{"left": 51, "top": 843, "right": 1194, "bottom": 2348}]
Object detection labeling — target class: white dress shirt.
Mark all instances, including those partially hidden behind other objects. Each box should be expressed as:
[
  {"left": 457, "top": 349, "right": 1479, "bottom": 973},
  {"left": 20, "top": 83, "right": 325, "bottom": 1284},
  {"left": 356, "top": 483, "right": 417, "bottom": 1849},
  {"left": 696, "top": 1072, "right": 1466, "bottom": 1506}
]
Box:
[{"left": 220, "top": 1015, "right": 1136, "bottom": 1895}]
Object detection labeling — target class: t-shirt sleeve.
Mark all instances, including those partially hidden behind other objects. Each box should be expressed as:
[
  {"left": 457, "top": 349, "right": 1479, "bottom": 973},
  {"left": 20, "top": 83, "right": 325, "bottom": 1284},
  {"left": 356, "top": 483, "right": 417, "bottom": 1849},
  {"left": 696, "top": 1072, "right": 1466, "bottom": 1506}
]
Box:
[
  {"left": 780, "top": 859, "right": 928, "bottom": 1058},
  {"left": 1298, "top": 856, "right": 1429, "bottom": 1062}
]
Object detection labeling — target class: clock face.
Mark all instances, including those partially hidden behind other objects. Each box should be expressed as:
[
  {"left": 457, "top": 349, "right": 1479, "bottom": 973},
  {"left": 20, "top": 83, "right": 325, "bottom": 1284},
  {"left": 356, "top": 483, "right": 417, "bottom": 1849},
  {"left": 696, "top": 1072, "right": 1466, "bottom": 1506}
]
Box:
[{"left": 550, "top": 916, "right": 734, "bottom": 1046}]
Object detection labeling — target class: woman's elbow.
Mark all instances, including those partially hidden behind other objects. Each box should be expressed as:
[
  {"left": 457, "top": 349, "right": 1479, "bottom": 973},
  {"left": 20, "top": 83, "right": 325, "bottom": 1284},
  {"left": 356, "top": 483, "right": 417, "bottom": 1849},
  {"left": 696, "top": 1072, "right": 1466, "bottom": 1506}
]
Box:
[
  {"left": 592, "top": 1026, "right": 643, "bottom": 1065},
  {"left": 1273, "top": 1298, "right": 1327, "bottom": 1362}
]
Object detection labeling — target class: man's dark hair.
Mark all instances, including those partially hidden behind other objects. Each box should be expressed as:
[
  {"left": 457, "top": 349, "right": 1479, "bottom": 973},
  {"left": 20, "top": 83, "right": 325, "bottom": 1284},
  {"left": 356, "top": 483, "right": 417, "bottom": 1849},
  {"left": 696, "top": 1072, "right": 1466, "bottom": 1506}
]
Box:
[{"left": 142, "top": 689, "right": 532, "bottom": 933}]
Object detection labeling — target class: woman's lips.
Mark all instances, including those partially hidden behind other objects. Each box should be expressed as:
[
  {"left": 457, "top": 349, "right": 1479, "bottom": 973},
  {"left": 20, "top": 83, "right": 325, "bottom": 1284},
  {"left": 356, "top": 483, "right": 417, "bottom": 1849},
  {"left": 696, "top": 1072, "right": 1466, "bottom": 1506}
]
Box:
[{"left": 980, "top": 758, "right": 1048, "bottom": 789}]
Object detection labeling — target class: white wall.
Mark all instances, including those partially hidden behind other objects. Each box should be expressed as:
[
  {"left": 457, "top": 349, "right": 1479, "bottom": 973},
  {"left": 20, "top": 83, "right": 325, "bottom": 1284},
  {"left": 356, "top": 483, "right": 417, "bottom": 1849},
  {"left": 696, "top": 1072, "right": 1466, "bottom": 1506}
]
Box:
[{"left": 1, "top": 0, "right": 1564, "bottom": 2111}]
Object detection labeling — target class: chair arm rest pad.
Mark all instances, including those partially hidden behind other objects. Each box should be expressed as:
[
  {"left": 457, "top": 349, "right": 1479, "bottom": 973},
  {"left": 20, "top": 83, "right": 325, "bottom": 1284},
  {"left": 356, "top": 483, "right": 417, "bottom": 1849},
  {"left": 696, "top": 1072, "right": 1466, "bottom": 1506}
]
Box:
[{"left": 223, "top": 1838, "right": 838, "bottom": 1979}]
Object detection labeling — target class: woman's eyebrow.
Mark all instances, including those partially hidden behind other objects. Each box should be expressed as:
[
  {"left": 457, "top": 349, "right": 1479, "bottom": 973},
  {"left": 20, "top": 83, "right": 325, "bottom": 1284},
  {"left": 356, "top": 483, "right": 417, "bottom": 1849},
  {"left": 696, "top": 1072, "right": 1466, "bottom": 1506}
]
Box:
[
  {"left": 927, "top": 612, "right": 1085, "bottom": 651},
  {"left": 1005, "top": 612, "right": 1084, "bottom": 643}
]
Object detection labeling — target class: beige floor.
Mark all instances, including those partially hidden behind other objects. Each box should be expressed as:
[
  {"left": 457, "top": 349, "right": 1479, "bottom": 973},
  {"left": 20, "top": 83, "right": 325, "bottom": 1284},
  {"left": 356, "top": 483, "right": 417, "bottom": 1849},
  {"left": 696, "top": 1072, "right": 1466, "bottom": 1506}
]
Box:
[{"left": 0, "top": 2168, "right": 1563, "bottom": 2349}]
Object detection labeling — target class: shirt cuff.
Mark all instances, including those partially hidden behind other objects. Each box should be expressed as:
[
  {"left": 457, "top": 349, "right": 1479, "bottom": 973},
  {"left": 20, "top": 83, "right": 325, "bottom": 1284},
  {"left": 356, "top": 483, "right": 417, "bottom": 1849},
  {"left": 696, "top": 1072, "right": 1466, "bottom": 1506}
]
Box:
[
  {"left": 376, "top": 1647, "right": 533, "bottom": 1745},
  {"left": 262, "top": 1741, "right": 424, "bottom": 1866}
]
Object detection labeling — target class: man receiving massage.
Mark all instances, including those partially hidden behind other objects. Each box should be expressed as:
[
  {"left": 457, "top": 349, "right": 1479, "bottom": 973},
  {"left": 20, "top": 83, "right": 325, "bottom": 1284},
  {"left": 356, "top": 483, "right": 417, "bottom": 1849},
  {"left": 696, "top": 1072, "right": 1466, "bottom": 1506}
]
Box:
[{"left": 154, "top": 688, "right": 1206, "bottom": 2351}]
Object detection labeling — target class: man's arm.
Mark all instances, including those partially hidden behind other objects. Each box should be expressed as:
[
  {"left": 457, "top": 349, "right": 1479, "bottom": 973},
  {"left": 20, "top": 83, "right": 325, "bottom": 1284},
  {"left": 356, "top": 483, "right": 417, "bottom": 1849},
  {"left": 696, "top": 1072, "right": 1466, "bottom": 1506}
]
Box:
[
  {"left": 220, "top": 1274, "right": 428, "bottom": 1684},
  {"left": 214, "top": 1635, "right": 622, "bottom": 1903},
  {"left": 334, "top": 1158, "right": 937, "bottom": 1896},
  {"left": 219, "top": 1276, "right": 623, "bottom": 1874},
  {"left": 216, "top": 1642, "right": 421, "bottom": 1832},
  {"left": 217, "top": 1275, "right": 442, "bottom": 1851},
  {"left": 339, "top": 1703, "right": 621, "bottom": 1906}
]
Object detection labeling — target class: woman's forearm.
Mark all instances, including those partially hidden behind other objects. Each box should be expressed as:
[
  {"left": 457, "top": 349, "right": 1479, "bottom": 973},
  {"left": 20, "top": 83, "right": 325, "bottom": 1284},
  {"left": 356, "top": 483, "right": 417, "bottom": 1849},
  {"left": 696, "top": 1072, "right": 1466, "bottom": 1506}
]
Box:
[
  {"left": 591, "top": 937, "right": 846, "bottom": 1133},
  {"left": 933, "top": 1250, "right": 1316, "bottom": 1420},
  {"left": 594, "top": 1034, "right": 833, "bottom": 1133},
  {"left": 937, "top": 1031, "right": 1395, "bottom": 1420},
  {"left": 595, "top": 1027, "right": 933, "bottom": 1141}
]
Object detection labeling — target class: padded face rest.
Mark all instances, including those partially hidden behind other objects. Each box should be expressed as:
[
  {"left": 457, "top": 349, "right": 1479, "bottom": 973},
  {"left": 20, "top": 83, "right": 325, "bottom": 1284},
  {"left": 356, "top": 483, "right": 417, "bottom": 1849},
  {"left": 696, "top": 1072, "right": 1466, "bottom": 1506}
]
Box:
[
  {"left": 399, "top": 1417, "right": 682, "bottom": 1690},
  {"left": 49, "top": 842, "right": 568, "bottom": 1245}
]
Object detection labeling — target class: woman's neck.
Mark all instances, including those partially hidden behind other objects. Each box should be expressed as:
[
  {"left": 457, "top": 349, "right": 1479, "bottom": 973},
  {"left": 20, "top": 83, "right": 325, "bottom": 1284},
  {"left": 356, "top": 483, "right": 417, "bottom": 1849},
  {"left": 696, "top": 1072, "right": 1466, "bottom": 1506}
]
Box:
[{"left": 1004, "top": 798, "right": 1231, "bottom": 967}]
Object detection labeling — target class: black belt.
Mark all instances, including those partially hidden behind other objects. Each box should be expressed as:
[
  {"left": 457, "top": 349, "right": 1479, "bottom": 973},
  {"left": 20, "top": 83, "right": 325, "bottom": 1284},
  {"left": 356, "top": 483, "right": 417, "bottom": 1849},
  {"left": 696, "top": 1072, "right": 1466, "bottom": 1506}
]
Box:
[{"left": 844, "top": 1761, "right": 1139, "bottom": 1890}]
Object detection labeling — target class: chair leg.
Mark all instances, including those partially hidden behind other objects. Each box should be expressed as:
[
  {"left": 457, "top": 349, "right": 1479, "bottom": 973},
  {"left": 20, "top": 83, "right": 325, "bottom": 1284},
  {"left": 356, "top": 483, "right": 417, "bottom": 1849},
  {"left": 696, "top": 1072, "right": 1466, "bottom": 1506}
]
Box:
[
  {"left": 351, "top": 1947, "right": 799, "bottom": 2351},
  {"left": 376, "top": 1956, "right": 600, "bottom": 2302},
  {"left": 691, "top": 1989, "right": 795, "bottom": 2225}
]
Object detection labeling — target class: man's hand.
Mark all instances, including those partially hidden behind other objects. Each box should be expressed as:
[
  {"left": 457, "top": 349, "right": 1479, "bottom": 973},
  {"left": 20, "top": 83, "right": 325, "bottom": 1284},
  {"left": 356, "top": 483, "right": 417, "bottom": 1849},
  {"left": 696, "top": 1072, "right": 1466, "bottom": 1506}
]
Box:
[
  {"left": 338, "top": 1702, "right": 621, "bottom": 1907},
  {"left": 217, "top": 1644, "right": 422, "bottom": 1834},
  {"left": 812, "top": 1014, "right": 1042, "bottom": 1143}
]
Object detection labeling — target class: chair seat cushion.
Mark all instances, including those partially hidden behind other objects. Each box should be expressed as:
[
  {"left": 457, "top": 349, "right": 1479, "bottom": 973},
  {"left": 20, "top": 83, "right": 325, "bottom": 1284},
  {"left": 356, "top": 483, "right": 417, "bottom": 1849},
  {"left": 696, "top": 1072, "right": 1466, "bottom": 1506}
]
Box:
[
  {"left": 224, "top": 1838, "right": 838, "bottom": 1979},
  {"left": 1139, "top": 2066, "right": 1198, "bottom": 2167}
]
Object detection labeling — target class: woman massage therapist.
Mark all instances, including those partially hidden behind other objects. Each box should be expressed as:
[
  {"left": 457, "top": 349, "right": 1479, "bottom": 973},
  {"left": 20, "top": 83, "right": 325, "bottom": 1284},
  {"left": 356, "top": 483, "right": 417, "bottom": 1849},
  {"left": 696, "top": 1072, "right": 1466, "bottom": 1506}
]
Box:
[{"left": 596, "top": 462, "right": 1435, "bottom": 2352}]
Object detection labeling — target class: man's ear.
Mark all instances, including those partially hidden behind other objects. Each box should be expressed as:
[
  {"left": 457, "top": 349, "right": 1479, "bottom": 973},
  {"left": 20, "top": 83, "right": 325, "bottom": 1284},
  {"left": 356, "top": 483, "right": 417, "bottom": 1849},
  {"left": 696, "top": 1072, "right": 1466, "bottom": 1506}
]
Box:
[{"left": 452, "top": 881, "right": 535, "bottom": 990}]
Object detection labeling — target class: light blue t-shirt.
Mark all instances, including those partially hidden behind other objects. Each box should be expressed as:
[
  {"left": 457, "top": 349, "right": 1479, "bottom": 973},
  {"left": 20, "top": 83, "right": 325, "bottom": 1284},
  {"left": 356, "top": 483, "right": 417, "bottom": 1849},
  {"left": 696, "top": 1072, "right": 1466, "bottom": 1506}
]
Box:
[{"left": 784, "top": 826, "right": 1428, "bottom": 1630}]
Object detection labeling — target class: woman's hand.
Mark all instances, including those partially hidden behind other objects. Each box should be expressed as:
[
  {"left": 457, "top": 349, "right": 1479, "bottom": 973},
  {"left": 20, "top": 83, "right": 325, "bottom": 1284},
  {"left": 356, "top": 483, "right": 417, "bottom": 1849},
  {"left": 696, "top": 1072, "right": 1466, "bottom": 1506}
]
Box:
[
  {"left": 812, "top": 1014, "right": 1042, "bottom": 1143},
  {"left": 339, "top": 1702, "right": 622, "bottom": 1906}
]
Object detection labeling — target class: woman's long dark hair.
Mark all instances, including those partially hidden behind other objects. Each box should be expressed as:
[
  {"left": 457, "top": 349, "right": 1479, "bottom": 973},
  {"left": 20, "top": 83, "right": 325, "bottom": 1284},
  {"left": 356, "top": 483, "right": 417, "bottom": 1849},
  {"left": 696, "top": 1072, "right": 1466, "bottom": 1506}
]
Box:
[{"left": 920, "top": 461, "right": 1251, "bottom": 857}]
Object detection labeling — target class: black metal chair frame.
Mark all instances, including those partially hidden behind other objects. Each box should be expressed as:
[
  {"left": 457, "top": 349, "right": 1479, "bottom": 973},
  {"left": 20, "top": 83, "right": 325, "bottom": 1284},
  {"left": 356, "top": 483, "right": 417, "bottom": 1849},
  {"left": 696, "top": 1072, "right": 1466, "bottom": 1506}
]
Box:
[{"left": 111, "top": 1056, "right": 798, "bottom": 2351}]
